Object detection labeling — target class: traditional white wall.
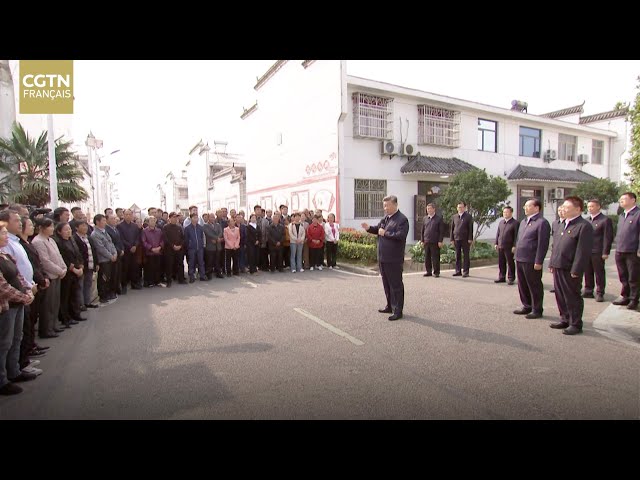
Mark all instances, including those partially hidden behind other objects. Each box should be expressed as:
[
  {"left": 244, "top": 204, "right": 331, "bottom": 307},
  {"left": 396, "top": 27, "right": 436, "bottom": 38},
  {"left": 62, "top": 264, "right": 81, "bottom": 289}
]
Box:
[{"left": 244, "top": 61, "right": 342, "bottom": 219}]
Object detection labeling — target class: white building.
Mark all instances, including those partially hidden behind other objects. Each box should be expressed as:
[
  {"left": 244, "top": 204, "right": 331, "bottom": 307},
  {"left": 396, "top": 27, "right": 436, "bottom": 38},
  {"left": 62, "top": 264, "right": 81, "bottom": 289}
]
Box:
[
  {"left": 159, "top": 170, "right": 189, "bottom": 216},
  {"left": 185, "top": 140, "right": 246, "bottom": 213},
  {"left": 242, "top": 60, "right": 629, "bottom": 243}
]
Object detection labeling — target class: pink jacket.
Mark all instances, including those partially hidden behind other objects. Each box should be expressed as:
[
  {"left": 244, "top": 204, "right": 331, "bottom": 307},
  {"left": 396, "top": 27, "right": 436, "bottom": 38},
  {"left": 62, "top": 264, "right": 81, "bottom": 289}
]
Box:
[{"left": 223, "top": 226, "right": 240, "bottom": 249}]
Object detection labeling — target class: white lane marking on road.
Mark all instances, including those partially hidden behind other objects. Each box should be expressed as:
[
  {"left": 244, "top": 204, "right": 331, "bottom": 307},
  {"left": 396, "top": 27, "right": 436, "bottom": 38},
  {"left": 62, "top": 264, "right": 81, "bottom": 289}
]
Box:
[{"left": 293, "top": 308, "right": 364, "bottom": 346}]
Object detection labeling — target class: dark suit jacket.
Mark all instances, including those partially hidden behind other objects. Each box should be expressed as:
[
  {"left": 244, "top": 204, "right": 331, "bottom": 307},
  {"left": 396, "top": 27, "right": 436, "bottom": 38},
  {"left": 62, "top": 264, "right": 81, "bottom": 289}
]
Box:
[
  {"left": 55, "top": 237, "right": 83, "bottom": 269},
  {"left": 494, "top": 217, "right": 519, "bottom": 249},
  {"left": 588, "top": 212, "right": 613, "bottom": 256},
  {"left": 422, "top": 214, "right": 445, "bottom": 244},
  {"left": 615, "top": 206, "right": 640, "bottom": 254},
  {"left": 514, "top": 213, "right": 551, "bottom": 265},
  {"left": 450, "top": 211, "right": 473, "bottom": 242},
  {"left": 73, "top": 233, "right": 96, "bottom": 270},
  {"left": 106, "top": 225, "right": 124, "bottom": 254},
  {"left": 366, "top": 210, "right": 409, "bottom": 264},
  {"left": 246, "top": 224, "right": 261, "bottom": 247},
  {"left": 549, "top": 216, "right": 594, "bottom": 276}
]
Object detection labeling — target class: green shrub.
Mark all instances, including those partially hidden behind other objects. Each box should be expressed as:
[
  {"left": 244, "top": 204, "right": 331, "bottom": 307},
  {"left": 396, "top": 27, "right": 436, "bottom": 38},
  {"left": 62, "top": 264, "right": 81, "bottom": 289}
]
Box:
[
  {"left": 337, "top": 241, "right": 377, "bottom": 262},
  {"left": 339, "top": 228, "right": 377, "bottom": 245}
]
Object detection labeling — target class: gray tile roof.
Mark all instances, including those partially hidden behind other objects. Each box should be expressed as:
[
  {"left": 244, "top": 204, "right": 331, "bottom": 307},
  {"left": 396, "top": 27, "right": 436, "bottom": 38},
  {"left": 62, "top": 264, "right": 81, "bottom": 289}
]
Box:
[
  {"left": 507, "top": 164, "right": 597, "bottom": 183},
  {"left": 400, "top": 155, "right": 477, "bottom": 175},
  {"left": 579, "top": 107, "right": 629, "bottom": 124},
  {"left": 540, "top": 102, "right": 585, "bottom": 119}
]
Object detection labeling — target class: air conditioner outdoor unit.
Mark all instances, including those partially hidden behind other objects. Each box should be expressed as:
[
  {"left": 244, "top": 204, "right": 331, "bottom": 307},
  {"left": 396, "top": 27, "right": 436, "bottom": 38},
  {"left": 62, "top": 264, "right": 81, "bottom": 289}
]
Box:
[
  {"left": 550, "top": 187, "right": 565, "bottom": 200},
  {"left": 577, "top": 154, "right": 589, "bottom": 164},
  {"left": 403, "top": 143, "right": 418, "bottom": 156},
  {"left": 544, "top": 149, "right": 557, "bottom": 162},
  {"left": 381, "top": 140, "right": 399, "bottom": 156}
]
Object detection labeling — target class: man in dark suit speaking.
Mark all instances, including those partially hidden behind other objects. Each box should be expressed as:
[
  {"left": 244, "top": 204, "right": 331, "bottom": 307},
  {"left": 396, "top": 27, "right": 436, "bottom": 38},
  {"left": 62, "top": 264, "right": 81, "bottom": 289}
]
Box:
[{"left": 361, "top": 195, "right": 409, "bottom": 321}]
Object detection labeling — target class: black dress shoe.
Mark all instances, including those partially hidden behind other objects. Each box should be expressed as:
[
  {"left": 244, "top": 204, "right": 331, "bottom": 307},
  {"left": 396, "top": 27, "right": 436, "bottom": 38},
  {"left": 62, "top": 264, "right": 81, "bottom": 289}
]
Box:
[
  {"left": 39, "top": 333, "right": 59, "bottom": 339},
  {"left": 582, "top": 292, "right": 594, "bottom": 298},
  {"left": 612, "top": 297, "right": 630, "bottom": 306},
  {"left": 68, "top": 320, "right": 80, "bottom": 325},
  {"left": 595, "top": 294, "right": 604, "bottom": 302},
  {"left": 74, "top": 317, "right": 87, "bottom": 322},
  {"left": 388, "top": 313, "right": 403, "bottom": 321},
  {"left": 627, "top": 302, "right": 638, "bottom": 310},
  {"left": 525, "top": 312, "right": 543, "bottom": 319},
  {"left": 79, "top": 305, "right": 87, "bottom": 312},
  {"left": 494, "top": 279, "right": 506, "bottom": 283},
  {"left": 507, "top": 280, "right": 515, "bottom": 285},
  {"left": 53, "top": 328, "right": 65, "bottom": 333},
  {"left": 562, "top": 326, "right": 583, "bottom": 335},
  {"left": 550, "top": 322, "right": 570, "bottom": 329},
  {"left": 189, "top": 278, "right": 195, "bottom": 283},
  {"left": 452, "top": 272, "right": 462, "bottom": 277},
  {"left": 513, "top": 308, "right": 532, "bottom": 315},
  {"left": 462, "top": 273, "right": 469, "bottom": 278},
  {"left": 378, "top": 307, "right": 392, "bottom": 313},
  {"left": 550, "top": 289, "right": 555, "bottom": 293},
  {"left": 434, "top": 274, "right": 440, "bottom": 278},
  {"left": 423, "top": 273, "right": 432, "bottom": 277},
  {"left": 178, "top": 280, "right": 188, "bottom": 284},
  {"left": 85, "top": 303, "right": 99, "bottom": 309}
]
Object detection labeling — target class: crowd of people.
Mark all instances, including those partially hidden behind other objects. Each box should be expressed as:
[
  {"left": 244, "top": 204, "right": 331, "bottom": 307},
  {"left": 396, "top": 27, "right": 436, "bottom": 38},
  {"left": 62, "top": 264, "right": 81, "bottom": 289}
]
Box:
[{"left": 0, "top": 202, "right": 341, "bottom": 396}]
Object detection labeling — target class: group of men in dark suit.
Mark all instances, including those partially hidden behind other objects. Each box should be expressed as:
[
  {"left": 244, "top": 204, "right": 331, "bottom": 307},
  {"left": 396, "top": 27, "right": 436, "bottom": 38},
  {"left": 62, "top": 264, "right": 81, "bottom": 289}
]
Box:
[{"left": 370, "top": 192, "right": 632, "bottom": 338}]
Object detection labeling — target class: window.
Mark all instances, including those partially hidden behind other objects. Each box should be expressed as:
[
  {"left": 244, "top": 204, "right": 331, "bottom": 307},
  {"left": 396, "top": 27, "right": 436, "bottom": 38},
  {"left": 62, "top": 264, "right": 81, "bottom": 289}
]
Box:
[
  {"left": 592, "top": 140, "right": 604, "bottom": 165},
  {"left": 519, "top": 127, "right": 541, "bottom": 158},
  {"left": 177, "top": 187, "right": 188, "bottom": 199},
  {"left": 354, "top": 179, "right": 386, "bottom": 218},
  {"left": 352, "top": 93, "right": 393, "bottom": 139},
  {"left": 418, "top": 105, "right": 460, "bottom": 147},
  {"left": 478, "top": 119, "right": 497, "bottom": 152},
  {"left": 559, "top": 134, "right": 577, "bottom": 162}
]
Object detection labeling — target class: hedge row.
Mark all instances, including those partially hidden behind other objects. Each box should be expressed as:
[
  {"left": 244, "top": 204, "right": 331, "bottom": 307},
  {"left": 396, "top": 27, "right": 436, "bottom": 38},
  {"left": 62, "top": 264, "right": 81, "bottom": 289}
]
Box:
[
  {"left": 409, "top": 241, "right": 498, "bottom": 264},
  {"left": 337, "top": 241, "right": 377, "bottom": 262}
]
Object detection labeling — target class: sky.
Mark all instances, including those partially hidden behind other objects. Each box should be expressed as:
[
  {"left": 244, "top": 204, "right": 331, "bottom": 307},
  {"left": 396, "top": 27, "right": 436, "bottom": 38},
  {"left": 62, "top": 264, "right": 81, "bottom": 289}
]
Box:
[{"left": 69, "top": 60, "right": 640, "bottom": 209}]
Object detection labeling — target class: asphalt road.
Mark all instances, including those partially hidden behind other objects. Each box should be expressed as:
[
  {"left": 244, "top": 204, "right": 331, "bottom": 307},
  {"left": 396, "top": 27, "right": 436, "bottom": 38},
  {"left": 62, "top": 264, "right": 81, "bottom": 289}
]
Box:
[{"left": 1, "top": 261, "right": 638, "bottom": 419}]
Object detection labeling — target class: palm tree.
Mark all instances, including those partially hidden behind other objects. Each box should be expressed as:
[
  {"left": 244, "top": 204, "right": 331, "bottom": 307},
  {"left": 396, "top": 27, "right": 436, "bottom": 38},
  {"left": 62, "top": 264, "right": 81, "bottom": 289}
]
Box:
[{"left": 0, "top": 122, "right": 89, "bottom": 206}]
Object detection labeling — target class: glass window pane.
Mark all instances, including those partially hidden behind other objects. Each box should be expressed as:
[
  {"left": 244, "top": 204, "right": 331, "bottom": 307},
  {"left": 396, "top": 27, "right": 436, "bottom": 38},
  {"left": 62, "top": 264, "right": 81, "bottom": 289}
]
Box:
[
  {"left": 478, "top": 130, "right": 483, "bottom": 150},
  {"left": 479, "top": 119, "right": 496, "bottom": 130},
  {"left": 485, "top": 131, "right": 496, "bottom": 152}
]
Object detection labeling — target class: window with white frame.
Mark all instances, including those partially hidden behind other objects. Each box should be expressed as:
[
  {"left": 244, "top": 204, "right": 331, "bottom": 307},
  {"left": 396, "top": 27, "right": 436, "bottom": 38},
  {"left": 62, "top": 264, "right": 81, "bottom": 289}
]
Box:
[
  {"left": 559, "top": 134, "right": 577, "bottom": 162},
  {"left": 519, "top": 127, "right": 541, "bottom": 158},
  {"left": 418, "top": 105, "right": 460, "bottom": 147},
  {"left": 478, "top": 119, "right": 497, "bottom": 152},
  {"left": 239, "top": 181, "right": 247, "bottom": 205},
  {"left": 592, "top": 140, "right": 604, "bottom": 165},
  {"left": 352, "top": 93, "right": 393, "bottom": 140},
  {"left": 177, "top": 187, "right": 188, "bottom": 199},
  {"left": 354, "top": 179, "right": 386, "bottom": 218}
]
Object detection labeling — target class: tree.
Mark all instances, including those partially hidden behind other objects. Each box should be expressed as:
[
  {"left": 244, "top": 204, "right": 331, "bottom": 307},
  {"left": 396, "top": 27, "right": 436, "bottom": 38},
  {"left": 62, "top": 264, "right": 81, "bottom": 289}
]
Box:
[
  {"left": 0, "top": 122, "right": 89, "bottom": 206},
  {"left": 438, "top": 169, "right": 512, "bottom": 241},
  {"left": 627, "top": 76, "right": 640, "bottom": 193},
  {"left": 572, "top": 178, "right": 627, "bottom": 212}
]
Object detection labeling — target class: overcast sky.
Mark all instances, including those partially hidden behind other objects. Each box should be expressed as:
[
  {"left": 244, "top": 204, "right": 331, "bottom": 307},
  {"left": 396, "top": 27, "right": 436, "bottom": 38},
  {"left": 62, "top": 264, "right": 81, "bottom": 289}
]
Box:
[{"left": 71, "top": 60, "right": 640, "bottom": 209}]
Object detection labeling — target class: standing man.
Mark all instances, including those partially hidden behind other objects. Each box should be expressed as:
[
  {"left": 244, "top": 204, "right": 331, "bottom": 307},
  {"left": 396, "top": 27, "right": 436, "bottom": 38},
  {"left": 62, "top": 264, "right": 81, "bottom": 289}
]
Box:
[
  {"left": 184, "top": 213, "right": 207, "bottom": 282},
  {"left": 68, "top": 207, "right": 84, "bottom": 234},
  {"left": 494, "top": 206, "right": 519, "bottom": 285},
  {"left": 117, "top": 209, "right": 142, "bottom": 292},
  {"left": 361, "top": 195, "right": 409, "bottom": 321},
  {"left": 267, "top": 213, "right": 285, "bottom": 273},
  {"left": 163, "top": 212, "right": 186, "bottom": 286},
  {"left": 106, "top": 214, "right": 125, "bottom": 296},
  {"left": 612, "top": 192, "right": 640, "bottom": 310},
  {"left": 549, "top": 197, "right": 594, "bottom": 335},
  {"left": 450, "top": 201, "right": 473, "bottom": 277},
  {"left": 421, "top": 203, "right": 445, "bottom": 278},
  {"left": 90, "top": 214, "right": 118, "bottom": 304},
  {"left": 203, "top": 212, "right": 224, "bottom": 279},
  {"left": 183, "top": 206, "right": 204, "bottom": 228},
  {"left": 549, "top": 206, "right": 566, "bottom": 294},
  {"left": 115, "top": 208, "right": 125, "bottom": 223},
  {"left": 513, "top": 198, "right": 551, "bottom": 319},
  {"left": 583, "top": 199, "right": 613, "bottom": 302}
]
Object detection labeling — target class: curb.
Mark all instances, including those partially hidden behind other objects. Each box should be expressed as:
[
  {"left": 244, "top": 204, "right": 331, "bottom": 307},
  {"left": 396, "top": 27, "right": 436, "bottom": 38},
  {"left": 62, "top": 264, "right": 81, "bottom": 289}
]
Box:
[
  {"left": 593, "top": 303, "right": 640, "bottom": 348},
  {"left": 335, "top": 262, "right": 379, "bottom": 276}
]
